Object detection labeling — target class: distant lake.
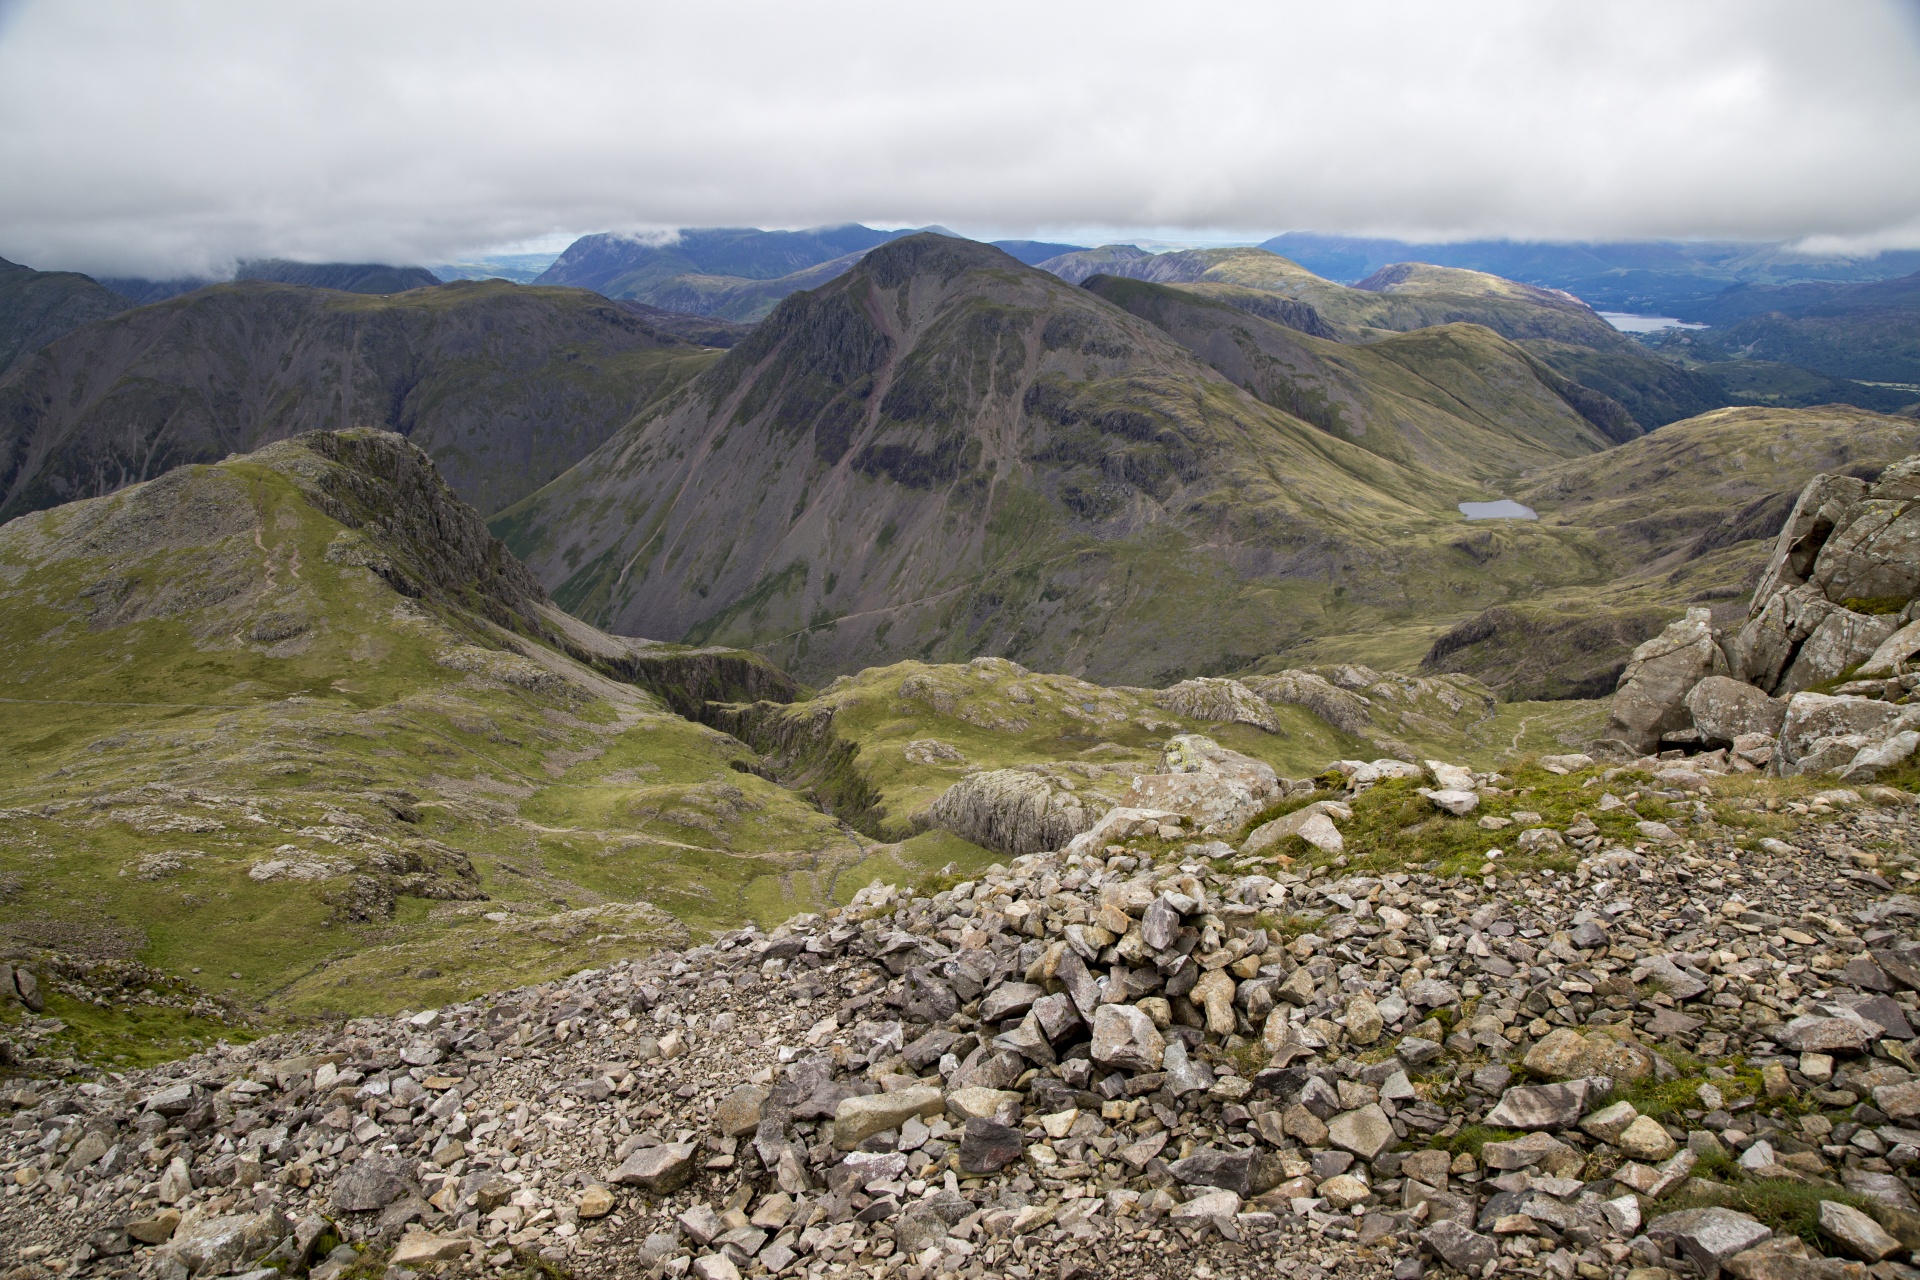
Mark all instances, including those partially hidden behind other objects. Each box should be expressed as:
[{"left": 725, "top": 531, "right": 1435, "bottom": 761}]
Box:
[
  {"left": 1459, "top": 499, "right": 1537, "bottom": 520},
  {"left": 1598, "top": 311, "right": 1709, "bottom": 333}
]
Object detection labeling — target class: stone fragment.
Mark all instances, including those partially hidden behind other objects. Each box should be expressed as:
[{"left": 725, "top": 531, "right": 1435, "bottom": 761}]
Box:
[
  {"left": 1192, "top": 968, "right": 1237, "bottom": 1036},
  {"left": 1609, "top": 608, "right": 1721, "bottom": 752},
  {"left": 1419, "top": 788, "right": 1480, "bottom": 816},
  {"left": 1319, "top": 1173, "right": 1372, "bottom": 1209},
  {"left": 1580, "top": 1100, "right": 1640, "bottom": 1143},
  {"left": 1647, "top": 1207, "right": 1774, "bottom": 1274},
  {"left": 1169, "top": 1148, "right": 1257, "bottom": 1196},
  {"left": 1484, "top": 1081, "right": 1593, "bottom": 1130},
  {"left": 1421, "top": 1219, "right": 1499, "bottom": 1272},
  {"left": 330, "top": 1153, "right": 413, "bottom": 1212},
  {"left": 165, "top": 1210, "right": 289, "bottom": 1278},
  {"left": 1773, "top": 1016, "right": 1874, "bottom": 1054},
  {"left": 1524, "top": 1027, "right": 1653, "bottom": 1081},
  {"left": 1617, "top": 1115, "right": 1680, "bottom": 1161},
  {"left": 833, "top": 1086, "right": 943, "bottom": 1149},
  {"left": 946, "top": 1086, "right": 1021, "bottom": 1123},
  {"left": 611, "top": 1143, "right": 698, "bottom": 1192},
  {"left": 978, "top": 982, "right": 1045, "bottom": 1022},
  {"left": 1172, "top": 1189, "right": 1244, "bottom": 1221},
  {"left": 1090, "top": 1004, "right": 1166, "bottom": 1071},
  {"left": 1687, "top": 677, "right": 1789, "bottom": 746},
  {"left": 157, "top": 1156, "right": 193, "bottom": 1205},
  {"left": 1327, "top": 1104, "right": 1396, "bottom": 1162},
  {"left": 714, "top": 1084, "right": 769, "bottom": 1137},
  {"left": 1722, "top": 1237, "right": 1859, "bottom": 1280},
  {"left": 127, "top": 1210, "right": 182, "bottom": 1245},
  {"left": 1819, "top": 1201, "right": 1901, "bottom": 1262},
  {"left": 391, "top": 1235, "right": 471, "bottom": 1266},
  {"left": 1345, "top": 995, "right": 1383, "bottom": 1047},
  {"left": 957, "top": 1118, "right": 1023, "bottom": 1173},
  {"left": 1873, "top": 1080, "right": 1920, "bottom": 1120},
  {"left": 578, "top": 1185, "right": 615, "bottom": 1219}
]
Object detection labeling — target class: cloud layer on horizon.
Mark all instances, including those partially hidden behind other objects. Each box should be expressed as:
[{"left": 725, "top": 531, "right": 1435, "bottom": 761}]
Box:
[{"left": 3, "top": 0, "right": 1919, "bottom": 275}]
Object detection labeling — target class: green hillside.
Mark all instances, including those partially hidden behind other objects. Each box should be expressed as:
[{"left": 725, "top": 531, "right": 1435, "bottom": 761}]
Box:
[
  {"left": 0, "top": 430, "right": 931, "bottom": 1021},
  {"left": 1041, "top": 246, "right": 1726, "bottom": 428}
]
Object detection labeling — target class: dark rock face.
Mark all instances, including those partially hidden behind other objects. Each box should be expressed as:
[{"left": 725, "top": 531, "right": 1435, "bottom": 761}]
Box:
[
  {"left": 956, "top": 1118, "right": 1023, "bottom": 1173},
  {"left": 0, "top": 279, "right": 716, "bottom": 522}
]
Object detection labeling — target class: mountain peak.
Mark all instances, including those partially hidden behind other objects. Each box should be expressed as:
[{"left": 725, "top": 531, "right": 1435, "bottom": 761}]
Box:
[{"left": 856, "top": 232, "right": 1022, "bottom": 286}]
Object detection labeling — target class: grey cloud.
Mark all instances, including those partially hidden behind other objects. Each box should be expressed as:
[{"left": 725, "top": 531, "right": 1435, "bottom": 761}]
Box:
[{"left": 1, "top": 0, "right": 1917, "bottom": 275}]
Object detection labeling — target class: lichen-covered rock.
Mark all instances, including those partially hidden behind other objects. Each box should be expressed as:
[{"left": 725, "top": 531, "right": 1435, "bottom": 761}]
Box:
[
  {"left": 1244, "top": 671, "right": 1372, "bottom": 735},
  {"left": 1750, "top": 472, "right": 1873, "bottom": 610},
  {"left": 1153, "top": 678, "right": 1280, "bottom": 733},
  {"left": 927, "top": 768, "right": 1101, "bottom": 856},
  {"left": 1779, "top": 607, "right": 1901, "bottom": 694},
  {"left": 1124, "top": 735, "right": 1280, "bottom": 834},
  {"left": 1858, "top": 617, "right": 1920, "bottom": 678},
  {"left": 1685, "top": 676, "right": 1788, "bottom": 747},
  {"left": 1242, "top": 800, "right": 1350, "bottom": 855},
  {"left": 1777, "top": 693, "right": 1905, "bottom": 772},
  {"left": 1608, "top": 608, "right": 1724, "bottom": 752}
]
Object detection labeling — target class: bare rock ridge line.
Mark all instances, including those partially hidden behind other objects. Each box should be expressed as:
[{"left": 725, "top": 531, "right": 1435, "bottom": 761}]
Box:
[{"left": 9, "top": 752, "right": 1920, "bottom": 1280}]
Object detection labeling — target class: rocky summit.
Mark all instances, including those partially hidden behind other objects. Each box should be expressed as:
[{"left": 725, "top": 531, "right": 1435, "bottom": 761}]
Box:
[{"left": 10, "top": 744, "right": 1920, "bottom": 1280}]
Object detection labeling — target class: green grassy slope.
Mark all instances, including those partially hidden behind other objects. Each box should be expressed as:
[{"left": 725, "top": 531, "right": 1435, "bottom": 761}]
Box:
[
  {"left": 0, "top": 279, "right": 721, "bottom": 522},
  {"left": 1042, "top": 247, "right": 1726, "bottom": 428},
  {"left": 1413, "top": 406, "right": 1920, "bottom": 697},
  {"left": 1083, "top": 275, "right": 1630, "bottom": 481},
  {"left": 0, "top": 431, "right": 947, "bottom": 1024}
]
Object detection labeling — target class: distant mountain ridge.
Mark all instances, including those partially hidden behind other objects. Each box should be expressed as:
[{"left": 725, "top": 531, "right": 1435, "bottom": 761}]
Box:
[
  {"left": 0, "top": 255, "right": 130, "bottom": 378},
  {"left": 1260, "top": 231, "right": 1920, "bottom": 312},
  {"left": 535, "top": 225, "right": 1089, "bottom": 322},
  {"left": 493, "top": 234, "right": 1637, "bottom": 684},
  {"left": 101, "top": 258, "right": 443, "bottom": 305},
  {"left": 1037, "top": 245, "right": 1721, "bottom": 429},
  {"left": 0, "top": 279, "right": 723, "bottom": 521}
]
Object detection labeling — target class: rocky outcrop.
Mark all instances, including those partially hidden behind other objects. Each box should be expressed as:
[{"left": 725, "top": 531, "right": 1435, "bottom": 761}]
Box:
[
  {"left": 1244, "top": 671, "right": 1371, "bottom": 734},
  {"left": 925, "top": 769, "right": 1103, "bottom": 856},
  {"left": 1605, "top": 453, "right": 1920, "bottom": 779},
  {"left": 1152, "top": 678, "right": 1280, "bottom": 733},
  {"left": 1684, "top": 676, "right": 1788, "bottom": 747},
  {"left": 1606, "top": 608, "right": 1725, "bottom": 753}
]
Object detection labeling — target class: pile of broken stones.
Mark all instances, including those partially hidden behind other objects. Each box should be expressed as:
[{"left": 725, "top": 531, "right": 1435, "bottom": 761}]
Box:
[{"left": 10, "top": 759, "right": 1920, "bottom": 1280}]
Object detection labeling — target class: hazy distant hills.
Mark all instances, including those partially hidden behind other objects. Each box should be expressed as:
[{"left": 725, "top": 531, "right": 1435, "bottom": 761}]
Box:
[
  {"left": 101, "top": 258, "right": 444, "bottom": 305},
  {"left": 1261, "top": 231, "right": 1920, "bottom": 313},
  {"left": 1038, "top": 245, "right": 1721, "bottom": 429},
  {"left": 1646, "top": 270, "right": 1920, "bottom": 391},
  {"left": 492, "top": 235, "right": 1640, "bottom": 683},
  {"left": 0, "top": 279, "right": 723, "bottom": 521},
  {"left": 535, "top": 224, "right": 1090, "bottom": 322}
]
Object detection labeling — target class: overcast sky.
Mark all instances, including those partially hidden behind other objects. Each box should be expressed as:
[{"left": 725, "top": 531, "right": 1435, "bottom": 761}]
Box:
[{"left": 3, "top": 0, "right": 1919, "bottom": 276}]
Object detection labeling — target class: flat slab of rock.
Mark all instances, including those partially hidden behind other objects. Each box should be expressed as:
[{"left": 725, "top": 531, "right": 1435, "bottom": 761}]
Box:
[
  {"left": 1648, "top": 1206, "right": 1773, "bottom": 1272},
  {"left": 1819, "top": 1200, "right": 1901, "bottom": 1262},
  {"left": 1772, "top": 1015, "right": 1873, "bottom": 1054},
  {"left": 611, "top": 1143, "right": 698, "bottom": 1192},
  {"left": 1484, "top": 1081, "right": 1595, "bottom": 1130},
  {"left": 1422, "top": 1219, "right": 1498, "bottom": 1272},
  {"left": 833, "top": 1086, "right": 943, "bottom": 1150},
  {"left": 1327, "top": 1104, "right": 1396, "bottom": 1161}
]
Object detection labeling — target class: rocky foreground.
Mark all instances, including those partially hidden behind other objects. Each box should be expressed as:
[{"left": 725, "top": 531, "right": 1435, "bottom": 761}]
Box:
[{"left": 8, "top": 755, "right": 1920, "bottom": 1280}]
